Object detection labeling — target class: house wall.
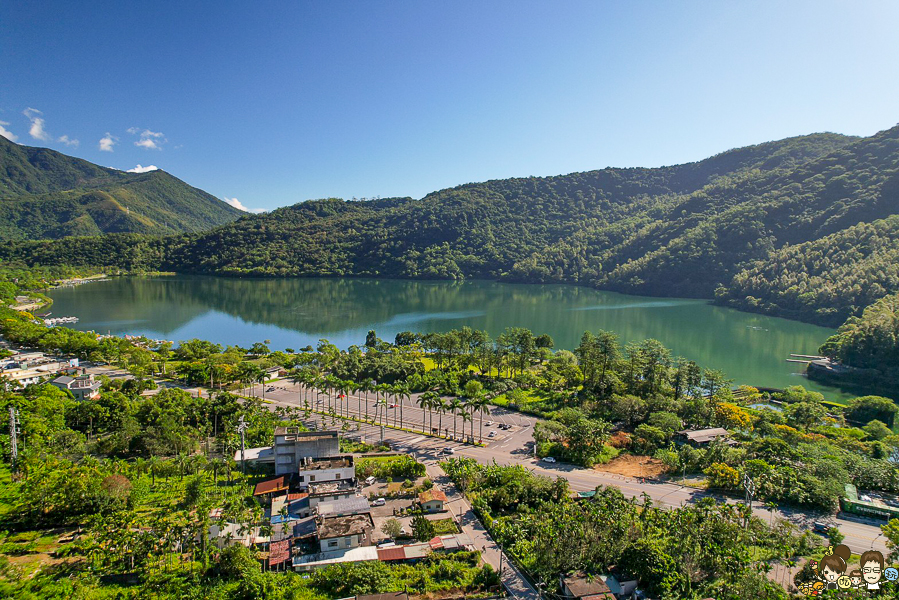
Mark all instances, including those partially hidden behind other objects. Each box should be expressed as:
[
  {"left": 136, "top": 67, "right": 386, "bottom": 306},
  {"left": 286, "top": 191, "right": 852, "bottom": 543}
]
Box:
[
  {"left": 319, "top": 533, "right": 360, "bottom": 552},
  {"left": 297, "top": 466, "right": 355, "bottom": 489},
  {"left": 422, "top": 500, "right": 444, "bottom": 513},
  {"left": 274, "top": 436, "right": 341, "bottom": 475}
]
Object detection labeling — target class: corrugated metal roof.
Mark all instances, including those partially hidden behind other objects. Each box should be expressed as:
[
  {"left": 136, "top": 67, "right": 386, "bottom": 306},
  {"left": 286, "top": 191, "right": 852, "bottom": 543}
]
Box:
[
  {"left": 428, "top": 536, "right": 444, "bottom": 550},
  {"left": 377, "top": 547, "right": 406, "bottom": 561},
  {"left": 253, "top": 475, "right": 289, "bottom": 496},
  {"left": 403, "top": 543, "right": 431, "bottom": 559}
]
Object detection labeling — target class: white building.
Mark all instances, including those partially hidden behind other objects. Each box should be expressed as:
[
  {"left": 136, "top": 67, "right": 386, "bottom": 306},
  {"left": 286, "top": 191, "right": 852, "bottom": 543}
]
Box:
[{"left": 297, "top": 455, "right": 355, "bottom": 490}]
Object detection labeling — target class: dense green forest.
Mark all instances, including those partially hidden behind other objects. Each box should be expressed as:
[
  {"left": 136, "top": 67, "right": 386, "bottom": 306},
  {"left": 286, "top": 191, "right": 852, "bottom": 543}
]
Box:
[
  {"left": 0, "top": 136, "right": 242, "bottom": 238},
  {"left": 819, "top": 292, "right": 899, "bottom": 379},
  {"left": 2, "top": 125, "right": 899, "bottom": 330}
]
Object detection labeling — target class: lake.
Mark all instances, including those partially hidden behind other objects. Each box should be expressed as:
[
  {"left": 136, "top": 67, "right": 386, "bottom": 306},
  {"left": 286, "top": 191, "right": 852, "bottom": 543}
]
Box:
[{"left": 47, "top": 275, "right": 851, "bottom": 400}]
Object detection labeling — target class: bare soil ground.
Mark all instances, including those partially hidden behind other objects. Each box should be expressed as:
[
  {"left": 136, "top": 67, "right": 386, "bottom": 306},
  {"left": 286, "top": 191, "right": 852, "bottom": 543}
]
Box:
[{"left": 595, "top": 454, "right": 668, "bottom": 478}]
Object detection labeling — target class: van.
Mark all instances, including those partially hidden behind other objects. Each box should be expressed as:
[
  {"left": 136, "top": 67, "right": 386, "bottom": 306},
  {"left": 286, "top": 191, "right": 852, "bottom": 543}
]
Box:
[{"left": 364, "top": 476, "right": 376, "bottom": 486}]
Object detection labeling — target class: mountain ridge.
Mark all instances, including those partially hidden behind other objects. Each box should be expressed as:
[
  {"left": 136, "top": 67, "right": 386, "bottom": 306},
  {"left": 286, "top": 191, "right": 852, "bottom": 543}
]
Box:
[
  {"left": 2, "top": 125, "right": 897, "bottom": 327},
  {"left": 0, "top": 135, "right": 242, "bottom": 239}
]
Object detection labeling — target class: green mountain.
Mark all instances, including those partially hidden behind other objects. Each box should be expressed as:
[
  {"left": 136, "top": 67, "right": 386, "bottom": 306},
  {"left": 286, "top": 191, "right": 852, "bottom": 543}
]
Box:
[
  {"left": 4, "top": 126, "right": 899, "bottom": 329},
  {"left": 0, "top": 135, "right": 242, "bottom": 239}
]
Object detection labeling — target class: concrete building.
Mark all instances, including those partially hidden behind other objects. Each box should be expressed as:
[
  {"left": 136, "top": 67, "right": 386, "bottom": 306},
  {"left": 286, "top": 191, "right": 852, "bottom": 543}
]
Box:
[
  {"left": 308, "top": 480, "right": 358, "bottom": 509},
  {"left": 297, "top": 455, "right": 355, "bottom": 490},
  {"left": 274, "top": 428, "right": 340, "bottom": 475},
  {"left": 51, "top": 374, "right": 102, "bottom": 401},
  {"left": 316, "top": 496, "right": 371, "bottom": 518},
  {"left": 316, "top": 513, "right": 374, "bottom": 552},
  {"left": 674, "top": 428, "right": 733, "bottom": 448},
  {"left": 2, "top": 368, "right": 44, "bottom": 389},
  {"left": 418, "top": 488, "right": 448, "bottom": 513},
  {"left": 560, "top": 572, "right": 616, "bottom": 600}
]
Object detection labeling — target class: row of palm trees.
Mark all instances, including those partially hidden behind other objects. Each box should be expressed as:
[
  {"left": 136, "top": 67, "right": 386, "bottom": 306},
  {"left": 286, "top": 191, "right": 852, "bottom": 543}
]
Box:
[{"left": 288, "top": 369, "right": 492, "bottom": 443}]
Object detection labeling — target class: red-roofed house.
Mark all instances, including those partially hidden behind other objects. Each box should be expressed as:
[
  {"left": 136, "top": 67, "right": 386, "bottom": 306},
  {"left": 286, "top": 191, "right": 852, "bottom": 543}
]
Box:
[{"left": 418, "top": 488, "right": 448, "bottom": 513}]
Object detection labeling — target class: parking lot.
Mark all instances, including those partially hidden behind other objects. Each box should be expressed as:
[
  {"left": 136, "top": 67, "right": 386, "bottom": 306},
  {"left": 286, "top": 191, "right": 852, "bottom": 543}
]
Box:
[{"left": 361, "top": 478, "right": 459, "bottom": 543}]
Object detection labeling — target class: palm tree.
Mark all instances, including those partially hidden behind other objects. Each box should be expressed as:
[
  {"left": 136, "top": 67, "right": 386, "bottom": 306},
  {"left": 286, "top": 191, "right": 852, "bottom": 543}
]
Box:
[
  {"left": 395, "top": 383, "right": 411, "bottom": 430},
  {"left": 377, "top": 384, "right": 392, "bottom": 427},
  {"left": 420, "top": 391, "right": 438, "bottom": 434},
  {"left": 460, "top": 410, "right": 473, "bottom": 443},
  {"left": 765, "top": 501, "right": 778, "bottom": 525},
  {"left": 463, "top": 380, "right": 487, "bottom": 441},
  {"left": 436, "top": 397, "right": 447, "bottom": 438},
  {"left": 448, "top": 398, "right": 464, "bottom": 440}
]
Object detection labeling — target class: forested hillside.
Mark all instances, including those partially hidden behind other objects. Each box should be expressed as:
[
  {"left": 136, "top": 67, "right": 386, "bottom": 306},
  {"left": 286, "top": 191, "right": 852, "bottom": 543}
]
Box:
[
  {"left": 3, "top": 126, "right": 899, "bottom": 328},
  {"left": 0, "top": 136, "right": 242, "bottom": 238},
  {"left": 819, "top": 292, "right": 899, "bottom": 377},
  {"left": 716, "top": 216, "right": 899, "bottom": 325}
]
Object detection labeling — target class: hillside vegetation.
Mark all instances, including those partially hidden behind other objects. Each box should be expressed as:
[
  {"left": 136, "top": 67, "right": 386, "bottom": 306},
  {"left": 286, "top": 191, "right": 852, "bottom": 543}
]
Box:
[
  {"left": 3, "top": 126, "right": 899, "bottom": 330},
  {"left": 0, "top": 135, "right": 242, "bottom": 238}
]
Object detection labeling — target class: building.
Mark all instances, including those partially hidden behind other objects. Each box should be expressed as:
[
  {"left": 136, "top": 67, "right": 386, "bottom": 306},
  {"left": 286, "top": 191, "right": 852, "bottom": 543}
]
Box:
[
  {"left": 673, "top": 427, "right": 732, "bottom": 448},
  {"left": 264, "top": 366, "right": 283, "bottom": 381},
  {"left": 356, "top": 593, "right": 408, "bottom": 600},
  {"left": 308, "top": 480, "right": 358, "bottom": 509},
  {"left": 274, "top": 428, "right": 340, "bottom": 475},
  {"left": 297, "top": 455, "right": 355, "bottom": 489},
  {"left": 253, "top": 475, "right": 291, "bottom": 503},
  {"left": 418, "top": 488, "right": 448, "bottom": 513},
  {"left": 316, "top": 496, "right": 371, "bottom": 518},
  {"left": 2, "top": 368, "right": 45, "bottom": 389},
  {"left": 51, "top": 374, "right": 101, "bottom": 401},
  {"left": 560, "top": 572, "right": 616, "bottom": 600},
  {"left": 316, "top": 512, "right": 374, "bottom": 552}
]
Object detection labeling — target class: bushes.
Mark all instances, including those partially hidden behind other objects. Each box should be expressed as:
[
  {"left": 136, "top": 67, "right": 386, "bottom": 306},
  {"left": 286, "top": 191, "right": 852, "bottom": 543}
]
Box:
[{"left": 355, "top": 456, "right": 425, "bottom": 480}]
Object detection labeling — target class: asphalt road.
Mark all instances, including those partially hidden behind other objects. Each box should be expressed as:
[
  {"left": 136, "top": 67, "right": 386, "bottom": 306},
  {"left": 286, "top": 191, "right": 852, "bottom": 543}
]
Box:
[
  {"left": 85, "top": 367, "right": 890, "bottom": 555},
  {"left": 254, "top": 379, "right": 891, "bottom": 555}
]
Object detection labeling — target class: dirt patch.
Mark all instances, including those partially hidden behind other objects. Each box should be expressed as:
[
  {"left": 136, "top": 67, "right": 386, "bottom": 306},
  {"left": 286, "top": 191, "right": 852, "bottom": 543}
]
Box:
[{"left": 595, "top": 454, "right": 668, "bottom": 478}]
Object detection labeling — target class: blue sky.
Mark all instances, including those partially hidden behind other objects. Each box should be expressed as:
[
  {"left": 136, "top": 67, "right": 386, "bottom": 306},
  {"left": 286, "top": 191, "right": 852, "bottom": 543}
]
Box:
[{"left": 2, "top": 1, "right": 898, "bottom": 213}]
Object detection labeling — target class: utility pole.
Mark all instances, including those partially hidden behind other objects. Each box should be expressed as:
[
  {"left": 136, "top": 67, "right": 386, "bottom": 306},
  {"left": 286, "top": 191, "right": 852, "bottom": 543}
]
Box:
[
  {"left": 743, "top": 474, "right": 756, "bottom": 529},
  {"left": 237, "top": 415, "right": 248, "bottom": 474},
  {"left": 9, "top": 407, "right": 18, "bottom": 473}
]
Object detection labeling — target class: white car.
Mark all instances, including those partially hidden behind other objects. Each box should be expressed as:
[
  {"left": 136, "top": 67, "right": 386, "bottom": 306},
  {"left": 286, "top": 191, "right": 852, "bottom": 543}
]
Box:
[
  {"left": 488, "top": 430, "right": 497, "bottom": 438},
  {"left": 442, "top": 447, "right": 454, "bottom": 454},
  {"left": 485, "top": 421, "right": 493, "bottom": 426},
  {"left": 542, "top": 456, "right": 557, "bottom": 463},
  {"left": 372, "top": 497, "right": 386, "bottom": 506}
]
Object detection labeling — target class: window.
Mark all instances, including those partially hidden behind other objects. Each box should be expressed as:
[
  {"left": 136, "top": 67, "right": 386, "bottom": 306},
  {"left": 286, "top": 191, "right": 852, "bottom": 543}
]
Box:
[
  {"left": 310, "top": 475, "right": 315, "bottom": 482},
  {"left": 328, "top": 540, "right": 338, "bottom": 548}
]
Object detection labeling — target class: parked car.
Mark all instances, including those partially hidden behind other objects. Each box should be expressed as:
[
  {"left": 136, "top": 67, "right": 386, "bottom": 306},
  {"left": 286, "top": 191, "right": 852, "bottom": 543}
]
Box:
[
  {"left": 388, "top": 403, "right": 398, "bottom": 408},
  {"left": 364, "top": 476, "right": 376, "bottom": 486},
  {"left": 542, "top": 456, "right": 557, "bottom": 463},
  {"left": 372, "top": 497, "right": 386, "bottom": 506},
  {"left": 485, "top": 421, "right": 493, "bottom": 426},
  {"left": 488, "top": 430, "right": 497, "bottom": 438},
  {"left": 377, "top": 541, "right": 396, "bottom": 548},
  {"left": 813, "top": 521, "right": 830, "bottom": 534},
  {"left": 442, "top": 447, "right": 455, "bottom": 454}
]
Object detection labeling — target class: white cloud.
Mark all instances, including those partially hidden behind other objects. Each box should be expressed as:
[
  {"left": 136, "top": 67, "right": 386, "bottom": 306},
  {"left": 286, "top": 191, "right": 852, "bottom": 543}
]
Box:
[
  {"left": 58, "top": 135, "right": 79, "bottom": 147},
  {"left": 0, "top": 121, "right": 17, "bottom": 142},
  {"left": 223, "top": 197, "right": 266, "bottom": 213},
  {"left": 23, "top": 107, "right": 50, "bottom": 141},
  {"left": 126, "top": 164, "right": 159, "bottom": 173},
  {"left": 99, "top": 133, "right": 117, "bottom": 152},
  {"left": 129, "top": 128, "right": 166, "bottom": 150}
]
